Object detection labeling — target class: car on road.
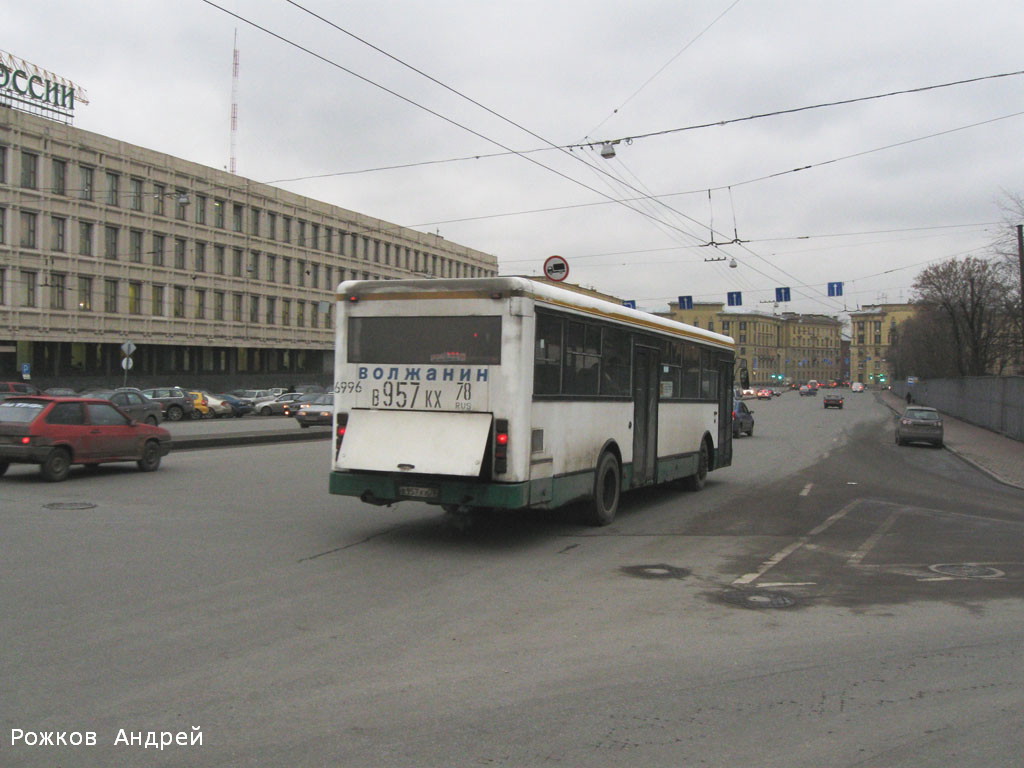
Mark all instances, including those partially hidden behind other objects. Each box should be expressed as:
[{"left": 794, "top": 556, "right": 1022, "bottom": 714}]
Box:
[
  {"left": 141, "top": 387, "right": 196, "bottom": 422},
  {"left": 823, "top": 393, "right": 844, "bottom": 409},
  {"left": 756, "top": 388, "right": 773, "bottom": 400},
  {"left": 851, "top": 382, "right": 865, "bottom": 392},
  {"left": 293, "top": 394, "right": 334, "bottom": 427},
  {"left": 895, "top": 406, "right": 944, "bottom": 448},
  {"left": 0, "top": 395, "right": 172, "bottom": 481},
  {"left": 255, "top": 392, "right": 304, "bottom": 416},
  {"left": 799, "top": 385, "right": 816, "bottom": 396},
  {"left": 732, "top": 399, "right": 754, "bottom": 437},
  {"left": 283, "top": 393, "right": 324, "bottom": 417}
]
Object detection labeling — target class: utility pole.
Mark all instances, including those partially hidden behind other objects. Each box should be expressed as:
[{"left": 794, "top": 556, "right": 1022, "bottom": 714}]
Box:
[{"left": 1018, "top": 224, "right": 1024, "bottom": 360}]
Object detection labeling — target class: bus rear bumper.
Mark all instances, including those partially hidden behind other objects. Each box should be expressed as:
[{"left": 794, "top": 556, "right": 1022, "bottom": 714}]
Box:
[{"left": 330, "top": 471, "right": 533, "bottom": 510}]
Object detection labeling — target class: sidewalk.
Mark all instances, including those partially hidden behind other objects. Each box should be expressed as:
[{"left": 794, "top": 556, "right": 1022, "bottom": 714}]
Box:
[{"left": 878, "top": 390, "right": 1024, "bottom": 490}]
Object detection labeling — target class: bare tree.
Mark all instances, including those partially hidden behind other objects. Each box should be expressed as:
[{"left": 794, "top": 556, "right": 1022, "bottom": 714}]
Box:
[
  {"left": 994, "top": 192, "right": 1024, "bottom": 370},
  {"left": 890, "top": 307, "right": 958, "bottom": 379},
  {"left": 911, "top": 256, "right": 1015, "bottom": 376}
]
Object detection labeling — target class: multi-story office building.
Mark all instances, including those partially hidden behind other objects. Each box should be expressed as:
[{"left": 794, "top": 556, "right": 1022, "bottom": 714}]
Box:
[
  {"left": 0, "top": 108, "right": 498, "bottom": 389},
  {"left": 660, "top": 301, "right": 844, "bottom": 386},
  {"left": 848, "top": 303, "right": 916, "bottom": 387}
]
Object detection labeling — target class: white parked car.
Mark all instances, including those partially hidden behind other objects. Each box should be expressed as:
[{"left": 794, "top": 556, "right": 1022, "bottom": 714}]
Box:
[{"left": 851, "top": 382, "right": 865, "bottom": 392}]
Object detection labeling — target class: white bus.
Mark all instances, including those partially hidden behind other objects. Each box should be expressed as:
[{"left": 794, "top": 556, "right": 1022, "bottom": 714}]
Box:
[{"left": 329, "top": 277, "right": 736, "bottom": 525}]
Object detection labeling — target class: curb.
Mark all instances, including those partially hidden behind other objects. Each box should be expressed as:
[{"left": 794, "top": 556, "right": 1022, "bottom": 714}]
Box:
[{"left": 173, "top": 428, "right": 331, "bottom": 451}]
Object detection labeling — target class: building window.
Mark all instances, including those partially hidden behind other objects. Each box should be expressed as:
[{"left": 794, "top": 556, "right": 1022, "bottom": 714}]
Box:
[
  {"left": 310, "top": 263, "right": 319, "bottom": 289},
  {"left": 128, "top": 281, "right": 142, "bottom": 314},
  {"left": 130, "top": 229, "right": 143, "bottom": 262},
  {"left": 173, "top": 286, "right": 186, "bottom": 317},
  {"left": 151, "top": 285, "right": 165, "bottom": 316},
  {"left": 214, "top": 245, "right": 225, "bottom": 274},
  {"left": 195, "top": 194, "right": 207, "bottom": 225},
  {"left": 282, "top": 257, "right": 291, "bottom": 284},
  {"left": 77, "top": 276, "right": 92, "bottom": 311},
  {"left": 297, "top": 220, "right": 306, "bottom": 247},
  {"left": 250, "top": 208, "right": 260, "bottom": 236},
  {"left": 153, "top": 183, "right": 165, "bottom": 215},
  {"left": 232, "top": 204, "right": 243, "bottom": 232},
  {"left": 104, "top": 225, "right": 119, "bottom": 259},
  {"left": 248, "top": 251, "right": 259, "bottom": 279},
  {"left": 194, "top": 288, "right": 206, "bottom": 319},
  {"left": 152, "top": 233, "right": 165, "bottom": 266},
  {"left": 174, "top": 238, "right": 186, "bottom": 269},
  {"left": 20, "top": 151, "right": 38, "bottom": 188},
  {"left": 51, "top": 216, "right": 66, "bottom": 251},
  {"left": 297, "top": 260, "right": 306, "bottom": 287},
  {"left": 282, "top": 216, "right": 291, "bottom": 243},
  {"left": 310, "top": 302, "right": 319, "bottom": 329},
  {"left": 175, "top": 189, "right": 189, "bottom": 220},
  {"left": 0, "top": 207, "right": 5, "bottom": 243},
  {"left": 80, "top": 166, "right": 94, "bottom": 201},
  {"left": 266, "top": 254, "right": 276, "bottom": 282},
  {"left": 214, "top": 199, "right": 225, "bottom": 228},
  {"left": 49, "top": 272, "right": 66, "bottom": 310},
  {"left": 232, "top": 249, "right": 243, "bottom": 277},
  {"left": 106, "top": 172, "right": 120, "bottom": 206},
  {"left": 232, "top": 293, "right": 243, "bottom": 322},
  {"left": 20, "top": 211, "right": 37, "bottom": 248},
  {"left": 267, "top": 212, "right": 277, "bottom": 240},
  {"left": 79, "top": 222, "right": 94, "bottom": 256},
  {"left": 249, "top": 295, "right": 259, "bottom": 323},
  {"left": 265, "top": 296, "right": 276, "bottom": 325},
  {"left": 0, "top": 146, "right": 6, "bottom": 183},
  {"left": 52, "top": 159, "right": 67, "bottom": 195},
  {"left": 22, "top": 270, "right": 37, "bottom": 307},
  {"left": 214, "top": 291, "right": 225, "bottom": 321},
  {"left": 130, "top": 178, "right": 144, "bottom": 211},
  {"left": 104, "top": 279, "right": 118, "bottom": 313},
  {"left": 296, "top": 300, "right": 305, "bottom": 328},
  {"left": 311, "top": 224, "right": 320, "bottom": 250}
]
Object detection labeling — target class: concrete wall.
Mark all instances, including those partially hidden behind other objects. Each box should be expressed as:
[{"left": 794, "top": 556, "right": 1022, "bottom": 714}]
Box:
[{"left": 893, "top": 376, "right": 1024, "bottom": 442}]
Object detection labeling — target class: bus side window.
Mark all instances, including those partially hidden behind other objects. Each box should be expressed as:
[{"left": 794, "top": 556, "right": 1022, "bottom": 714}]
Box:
[
  {"left": 564, "top": 321, "right": 600, "bottom": 396},
  {"left": 680, "top": 343, "right": 701, "bottom": 398},
  {"left": 601, "top": 326, "right": 631, "bottom": 397},
  {"left": 534, "top": 313, "right": 563, "bottom": 395}
]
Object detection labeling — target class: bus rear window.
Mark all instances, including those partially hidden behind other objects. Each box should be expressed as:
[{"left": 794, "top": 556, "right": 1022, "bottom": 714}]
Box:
[{"left": 348, "top": 316, "right": 501, "bottom": 364}]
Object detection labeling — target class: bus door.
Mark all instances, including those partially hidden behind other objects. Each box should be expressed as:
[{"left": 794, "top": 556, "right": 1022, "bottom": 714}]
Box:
[
  {"left": 632, "top": 345, "right": 659, "bottom": 486},
  {"left": 717, "top": 357, "right": 734, "bottom": 468}
]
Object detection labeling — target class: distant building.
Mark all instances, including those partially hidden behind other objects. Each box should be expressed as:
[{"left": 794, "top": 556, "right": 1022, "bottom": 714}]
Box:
[
  {"left": 848, "top": 303, "right": 916, "bottom": 386},
  {"left": 659, "top": 301, "right": 844, "bottom": 386},
  {"left": 0, "top": 108, "right": 498, "bottom": 388}
]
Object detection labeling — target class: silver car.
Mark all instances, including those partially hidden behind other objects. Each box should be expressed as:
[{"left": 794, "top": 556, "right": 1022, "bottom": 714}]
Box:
[{"left": 895, "top": 406, "right": 944, "bottom": 447}]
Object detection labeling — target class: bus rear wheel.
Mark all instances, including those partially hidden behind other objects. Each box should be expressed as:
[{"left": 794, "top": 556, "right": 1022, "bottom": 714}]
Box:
[
  {"left": 685, "top": 442, "right": 709, "bottom": 491},
  {"left": 586, "top": 451, "right": 621, "bottom": 526}
]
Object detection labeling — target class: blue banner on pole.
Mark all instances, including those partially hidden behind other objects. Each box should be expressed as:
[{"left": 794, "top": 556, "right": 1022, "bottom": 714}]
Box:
[
  {"left": 827, "top": 281, "right": 844, "bottom": 297},
  {"left": 775, "top": 286, "right": 791, "bottom": 303},
  {"left": 678, "top": 295, "right": 693, "bottom": 310},
  {"left": 727, "top": 291, "right": 742, "bottom": 306}
]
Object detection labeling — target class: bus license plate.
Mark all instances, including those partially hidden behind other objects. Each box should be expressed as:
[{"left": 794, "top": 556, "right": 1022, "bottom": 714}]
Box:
[{"left": 399, "top": 485, "right": 439, "bottom": 499}]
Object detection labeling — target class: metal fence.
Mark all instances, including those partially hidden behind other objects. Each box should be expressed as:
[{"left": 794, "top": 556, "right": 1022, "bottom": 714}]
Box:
[{"left": 893, "top": 376, "right": 1024, "bottom": 442}]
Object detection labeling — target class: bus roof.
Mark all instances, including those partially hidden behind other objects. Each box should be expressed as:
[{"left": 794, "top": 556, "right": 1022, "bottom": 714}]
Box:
[{"left": 337, "top": 276, "right": 734, "bottom": 351}]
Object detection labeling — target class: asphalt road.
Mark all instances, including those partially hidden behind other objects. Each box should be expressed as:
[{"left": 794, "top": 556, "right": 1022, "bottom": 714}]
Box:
[{"left": 3, "top": 391, "right": 1023, "bottom": 766}]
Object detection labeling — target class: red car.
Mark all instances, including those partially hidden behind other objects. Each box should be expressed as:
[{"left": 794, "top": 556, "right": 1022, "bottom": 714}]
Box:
[{"left": 0, "top": 396, "right": 172, "bottom": 481}]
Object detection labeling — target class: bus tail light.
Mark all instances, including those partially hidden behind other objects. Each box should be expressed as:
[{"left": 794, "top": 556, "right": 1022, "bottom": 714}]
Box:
[
  {"left": 335, "top": 412, "right": 349, "bottom": 454},
  {"left": 494, "top": 419, "right": 509, "bottom": 474}
]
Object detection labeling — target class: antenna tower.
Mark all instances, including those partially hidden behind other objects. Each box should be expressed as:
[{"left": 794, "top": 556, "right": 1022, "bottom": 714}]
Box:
[{"left": 229, "top": 29, "right": 239, "bottom": 174}]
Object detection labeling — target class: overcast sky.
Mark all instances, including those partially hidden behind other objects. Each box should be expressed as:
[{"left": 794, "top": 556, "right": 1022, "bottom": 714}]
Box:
[{"left": 8, "top": 0, "right": 1024, "bottom": 317}]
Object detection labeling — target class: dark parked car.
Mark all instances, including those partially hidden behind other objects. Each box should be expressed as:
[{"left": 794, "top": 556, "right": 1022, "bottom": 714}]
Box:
[
  {"left": 140, "top": 387, "right": 195, "bottom": 421},
  {"left": 0, "top": 396, "right": 172, "bottom": 481},
  {"left": 215, "top": 393, "right": 254, "bottom": 417},
  {"left": 293, "top": 394, "right": 334, "bottom": 427},
  {"left": 79, "top": 388, "right": 163, "bottom": 425},
  {"left": 732, "top": 399, "right": 754, "bottom": 437},
  {"left": 823, "top": 393, "right": 844, "bottom": 409},
  {"left": 895, "top": 406, "right": 944, "bottom": 447}
]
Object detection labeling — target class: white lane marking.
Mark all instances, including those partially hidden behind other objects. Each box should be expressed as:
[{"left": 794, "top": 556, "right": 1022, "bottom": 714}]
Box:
[
  {"left": 799, "top": 483, "right": 813, "bottom": 496},
  {"left": 807, "top": 498, "right": 862, "bottom": 536},
  {"left": 733, "top": 539, "right": 808, "bottom": 585},
  {"left": 847, "top": 512, "right": 900, "bottom": 566}
]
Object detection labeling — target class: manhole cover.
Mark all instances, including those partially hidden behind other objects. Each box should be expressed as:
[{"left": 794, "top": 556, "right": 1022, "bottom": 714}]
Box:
[
  {"left": 929, "top": 564, "right": 1004, "bottom": 579},
  {"left": 620, "top": 564, "right": 690, "bottom": 581},
  {"left": 43, "top": 502, "right": 97, "bottom": 510},
  {"left": 721, "top": 589, "right": 796, "bottom": 609}
]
